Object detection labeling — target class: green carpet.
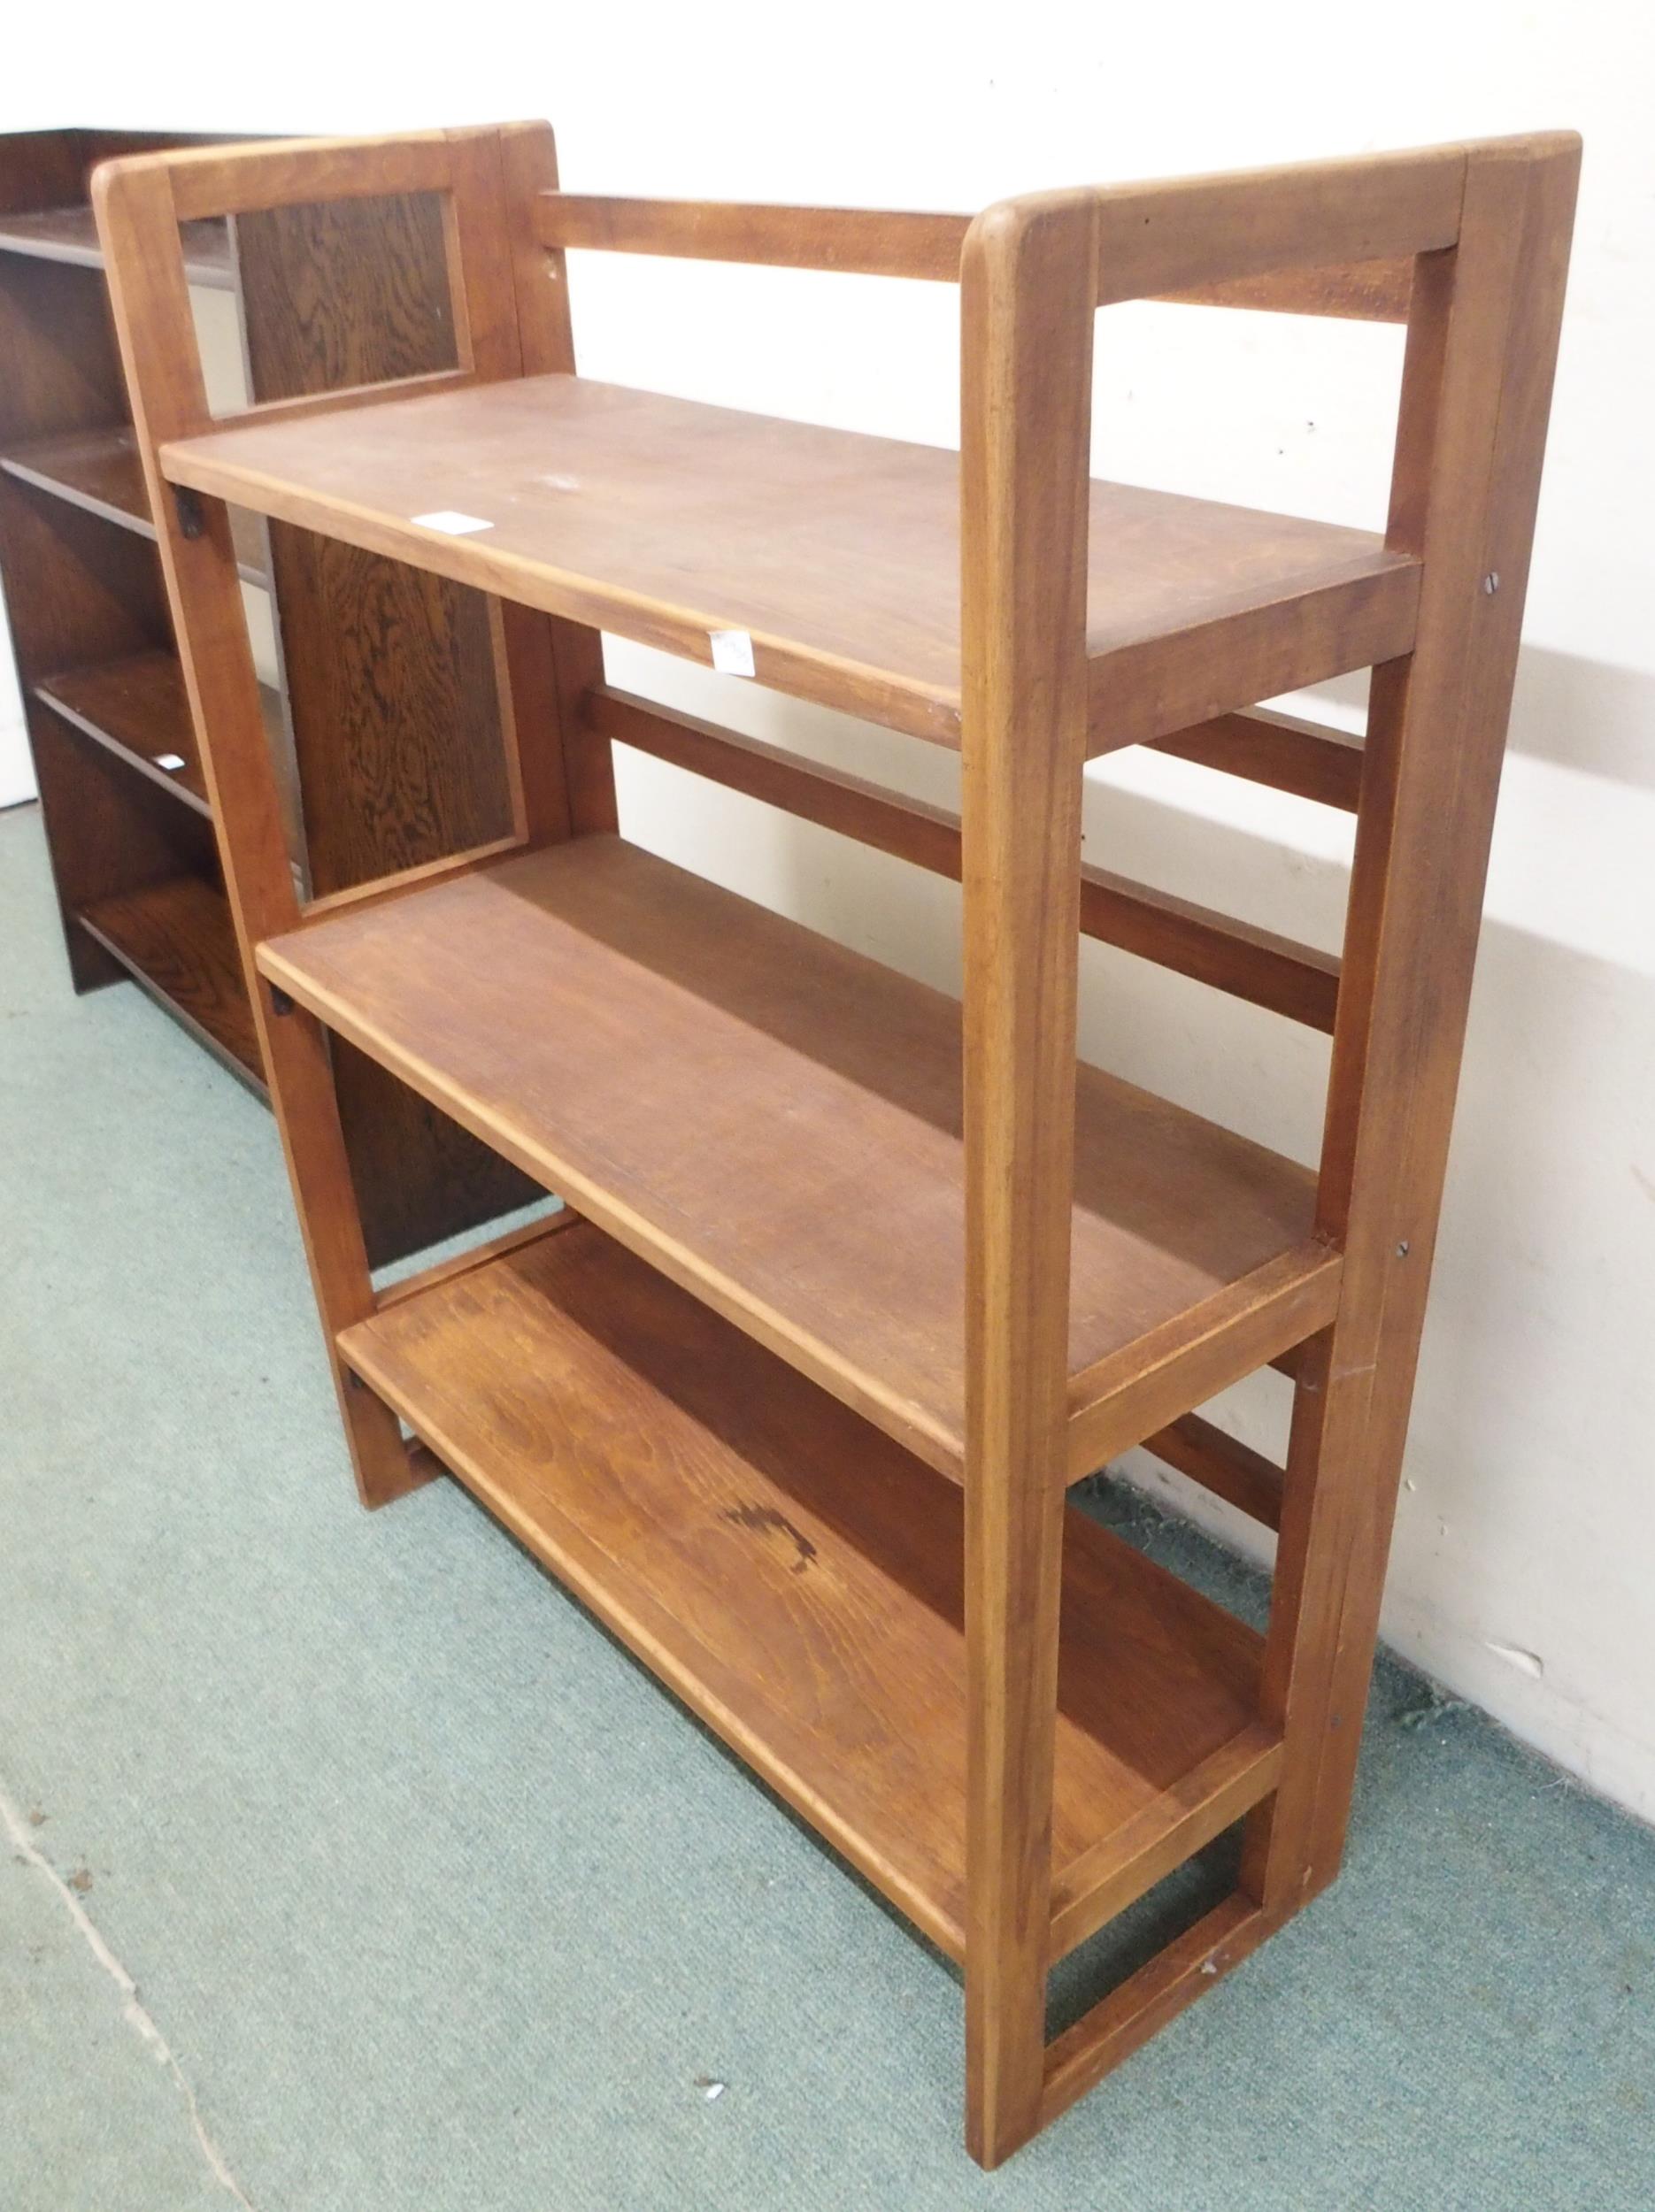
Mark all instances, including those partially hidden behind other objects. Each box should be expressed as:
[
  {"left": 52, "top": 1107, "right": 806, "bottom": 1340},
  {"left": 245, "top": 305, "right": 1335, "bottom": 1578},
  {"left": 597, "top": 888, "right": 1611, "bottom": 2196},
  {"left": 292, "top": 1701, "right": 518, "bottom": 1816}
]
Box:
[{"left": 2, "top": 803, "right": 1651, "bottom": 2212}]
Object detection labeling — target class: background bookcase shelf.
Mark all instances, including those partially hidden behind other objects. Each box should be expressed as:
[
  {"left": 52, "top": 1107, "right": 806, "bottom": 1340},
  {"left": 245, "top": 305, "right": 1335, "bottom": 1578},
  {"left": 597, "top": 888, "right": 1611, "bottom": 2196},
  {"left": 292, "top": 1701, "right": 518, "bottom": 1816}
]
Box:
[
  {"left": 0, "top": 426, "right": 266, "bottom": 580},
  {"left": 77, "top": 872, "right": 262, "bottom": 1087},
  {"left": 3, "top": 423, "right": 151, "bottom": 529},
  {"left": 35, "top": 649, "right": 284, "bottom": 818},
  {"left": 0, "top": 202, "right": 235, "bottom": 288},
  {"left": 341, "top": 1216, "right": 1277, "bottom": 1962}
]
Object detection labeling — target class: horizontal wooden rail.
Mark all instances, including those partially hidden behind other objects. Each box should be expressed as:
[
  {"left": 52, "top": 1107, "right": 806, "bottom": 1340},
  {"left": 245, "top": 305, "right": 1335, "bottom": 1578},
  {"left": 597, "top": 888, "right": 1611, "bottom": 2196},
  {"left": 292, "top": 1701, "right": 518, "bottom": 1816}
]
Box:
[
  {"left": 1039, "top": 1893, "right": 1271, "bottom": 2131},
  {"left": 537, "top": 189, "right": 1428, "bottom": 321},
  {"left": 299, "top": 833, "right": 525, "bottom": 924},
  {"left": 585, "top": 687, "right": 1340, "bottom": 1031},
  {"left": 1149, "top": 705, "right": 1364, "bottom": 811},
  {"left": 536, "top": 194, "right": 967, "bottom": 280},
  {"left": 1047, "top": 1725, "right": 1282, "bottom": 1960},
  {"left": 135, "top": 131, "right": 462, "bottom": 223},
  {"left": 538, "top": 141, "right": 1490, "bottom": 311},
  {"left": 1066, "top": 1242, "right": 1343, "bottom": 1481},
  {"left": 1139, "top": 1412, "right": 1286, "bottom": 1530},
  {"left": 1083, "top": 142, "right": 1467, "bottom": 303},
  {"left": 1082, "top": 873, "right": 1338, "bottom": 1032},
  {"left": 585, "top": 681, "right": 958, "bottom": 860},
  {"left": 373, "top": 1206, "right": 580, "bottom": 1310},
  {"left": 164, "top": 368, "right": 480, "bottom": 451},
  {"left": 1165, "top": 259, "right": 1413, "bottom": 323}
]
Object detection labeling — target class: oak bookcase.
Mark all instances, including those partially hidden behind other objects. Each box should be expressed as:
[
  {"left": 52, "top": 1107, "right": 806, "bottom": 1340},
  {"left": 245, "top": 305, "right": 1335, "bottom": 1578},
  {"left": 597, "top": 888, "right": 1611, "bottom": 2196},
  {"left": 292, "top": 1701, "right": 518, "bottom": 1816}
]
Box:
[
  {"left": 94, "top": 124, "right": 1576, "bottom": 2164},
  {"left": 0, "top": 128, "right": 532, "bottom": 1262}
]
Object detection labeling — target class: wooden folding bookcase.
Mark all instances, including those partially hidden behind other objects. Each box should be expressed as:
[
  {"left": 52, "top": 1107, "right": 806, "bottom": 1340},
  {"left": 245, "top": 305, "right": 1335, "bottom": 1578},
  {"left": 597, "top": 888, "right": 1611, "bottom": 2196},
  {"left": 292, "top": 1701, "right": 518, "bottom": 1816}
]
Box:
[
  {"left": 95, "top": 125, "right": 1577, "bottom": 2164},
  {"left": 0, "top": 127, "right": 531, "bottom": 1262}
]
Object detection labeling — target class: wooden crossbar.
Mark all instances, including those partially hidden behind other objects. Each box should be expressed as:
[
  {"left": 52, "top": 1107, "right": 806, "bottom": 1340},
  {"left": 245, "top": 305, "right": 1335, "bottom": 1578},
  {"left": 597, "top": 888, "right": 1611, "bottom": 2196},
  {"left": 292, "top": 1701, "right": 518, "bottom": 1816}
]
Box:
[
  {"left": 1150, "top": 706, "right": 1364, "bottom": 810},
  {"left": 300, "top": 834, "right": 526, "bottom": 924},
  {"left": 585, "top": 687, "right": 1340, "bottom": 1031},
  {"left": 212, "top": 367, "right": 480, "bottom": 436},
  {"left": 1047, "top": 1724, "right": 1282, "bottom": 1960},
  {"left": 1066, "top": 1243, "right": 1343, "bottom": 1482},
  {"left": 1082, "top": 143, "right": 1465, "bottom": 303},
  {"left": 535, "top": 173, "right": 1434, "bottom": 321},
  {"left": 1165, "top": 259, "right": 1413, "bottom": 322},
  {"left": 1139, "top": 1413, "right": 1286, "bottom": 1530},
  {"left": 1038, "top": 1894, "right": 1271, "bottom": 2131},
  {"left": 158, "top": 131, "right": 462, "bottom": 222},
  {"left": 535, "top": 193, "right": 968, "bottom": 280},
  {"left": 373, "top": 1204, "right": 581, "bottom": 1310}
]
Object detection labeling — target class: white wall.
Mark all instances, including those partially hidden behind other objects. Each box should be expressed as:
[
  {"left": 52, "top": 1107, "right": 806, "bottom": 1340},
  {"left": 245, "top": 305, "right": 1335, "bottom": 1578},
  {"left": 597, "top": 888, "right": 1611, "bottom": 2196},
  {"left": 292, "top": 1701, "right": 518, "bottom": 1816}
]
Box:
[{"left": 2, "top": 1, "right": 1651, "bottom": 1818}]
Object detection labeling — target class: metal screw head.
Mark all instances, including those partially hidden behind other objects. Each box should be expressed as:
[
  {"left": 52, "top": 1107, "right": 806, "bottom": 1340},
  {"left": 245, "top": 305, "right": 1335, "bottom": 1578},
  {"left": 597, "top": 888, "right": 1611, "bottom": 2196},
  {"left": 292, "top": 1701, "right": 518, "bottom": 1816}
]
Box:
[
  {"left": 1397, "top": 1240, "right": 1411, "bottom": 1257},
  {"left": 1482, "top": 572, "right": 1501, "bottom": 595}
]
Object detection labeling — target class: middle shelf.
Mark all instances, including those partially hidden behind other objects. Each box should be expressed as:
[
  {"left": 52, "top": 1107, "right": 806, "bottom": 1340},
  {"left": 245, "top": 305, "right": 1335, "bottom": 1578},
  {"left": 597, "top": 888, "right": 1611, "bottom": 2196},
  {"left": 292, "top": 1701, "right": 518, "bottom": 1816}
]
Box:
[{"left": 260, "top": 833, "right": 1322, "bottom": 1476}]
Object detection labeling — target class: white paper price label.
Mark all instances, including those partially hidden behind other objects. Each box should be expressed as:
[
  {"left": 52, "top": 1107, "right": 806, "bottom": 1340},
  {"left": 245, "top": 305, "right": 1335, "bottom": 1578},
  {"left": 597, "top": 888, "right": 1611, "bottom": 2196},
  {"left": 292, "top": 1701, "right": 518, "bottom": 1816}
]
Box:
[
  {"left": 709, "top": 628, "right": 756, "bottom": 678},
  {"left": 412, "top": 511, "right": 494, "bottom": 535}
]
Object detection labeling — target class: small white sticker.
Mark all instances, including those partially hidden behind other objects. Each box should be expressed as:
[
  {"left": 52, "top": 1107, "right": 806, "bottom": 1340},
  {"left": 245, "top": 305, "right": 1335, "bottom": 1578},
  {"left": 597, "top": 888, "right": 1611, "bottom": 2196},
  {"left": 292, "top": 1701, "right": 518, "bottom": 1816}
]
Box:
[
  {"left": 412, "top": 510, "right": 494, "bottom": 535},
  {"left": 153, "top": 752, "right": 187, "bottom": 772},
  {"left": 709, "top": 628, "right": 756, "bottom": 678}
]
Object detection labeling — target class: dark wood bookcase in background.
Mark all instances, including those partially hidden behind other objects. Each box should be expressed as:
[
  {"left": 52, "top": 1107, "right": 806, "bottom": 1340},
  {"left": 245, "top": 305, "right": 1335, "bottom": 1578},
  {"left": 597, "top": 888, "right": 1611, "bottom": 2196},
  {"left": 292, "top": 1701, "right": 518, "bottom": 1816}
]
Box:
[{"left": 0, "top": 127, "right": 531, "bottom": 1262}]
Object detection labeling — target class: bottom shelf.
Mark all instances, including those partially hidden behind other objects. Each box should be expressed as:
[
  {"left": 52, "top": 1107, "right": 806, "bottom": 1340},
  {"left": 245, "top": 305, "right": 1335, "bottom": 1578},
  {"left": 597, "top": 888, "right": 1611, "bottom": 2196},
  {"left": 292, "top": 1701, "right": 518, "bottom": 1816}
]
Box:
[
  {"left": 76, "top": 875, "right": 264, "bottom": 1094},
  {"left": 340, "top": 1218, "right": 1278, "bottom": 1962}
]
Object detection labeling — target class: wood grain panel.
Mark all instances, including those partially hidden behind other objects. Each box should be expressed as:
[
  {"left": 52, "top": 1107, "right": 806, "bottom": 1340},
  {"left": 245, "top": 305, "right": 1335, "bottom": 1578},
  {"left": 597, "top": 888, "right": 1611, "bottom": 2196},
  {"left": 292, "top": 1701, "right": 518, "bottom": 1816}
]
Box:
[
  {"left": 0, "top": 253, "right": 127, "bottom": 446},
  {"left": 235, "top": 186, "right": 531, "bottom": 1263}
]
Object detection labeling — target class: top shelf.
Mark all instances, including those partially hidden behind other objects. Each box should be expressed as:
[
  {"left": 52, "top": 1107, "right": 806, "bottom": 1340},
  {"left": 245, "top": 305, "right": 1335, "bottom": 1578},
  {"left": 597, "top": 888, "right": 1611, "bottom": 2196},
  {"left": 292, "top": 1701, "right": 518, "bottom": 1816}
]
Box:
[
  {"left": 0, "top": 204, "right": 236, "bottom": 291},
  {"left": 161, "top": 373, "right": 1422, "bottom": 750}
]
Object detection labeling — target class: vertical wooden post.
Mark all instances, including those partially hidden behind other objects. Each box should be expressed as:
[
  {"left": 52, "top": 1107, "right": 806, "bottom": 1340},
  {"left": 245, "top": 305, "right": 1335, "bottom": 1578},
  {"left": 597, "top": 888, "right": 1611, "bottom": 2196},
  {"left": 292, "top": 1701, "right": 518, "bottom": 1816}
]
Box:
[
  {"left": 1245, "top": 134, "right": 1581, "bottom": 1910},
  {"left": 496, "top": 122, "right": 619, "bottom": 839},
  {"left": 958, "top": 192, "right": 1097, "bottom": 2167},
  {"left": 95, "top": 155, "right": 417, "bottom": 1508}
]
